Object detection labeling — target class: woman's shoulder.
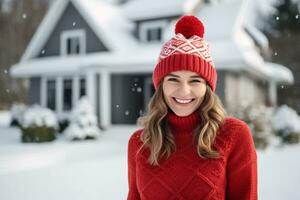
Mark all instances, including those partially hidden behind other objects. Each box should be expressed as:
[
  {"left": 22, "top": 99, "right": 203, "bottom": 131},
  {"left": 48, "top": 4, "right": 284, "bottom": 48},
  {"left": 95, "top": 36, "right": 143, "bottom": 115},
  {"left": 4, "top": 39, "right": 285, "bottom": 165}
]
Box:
[
  {"left": 222, "top": 116, "right": 249, "bottom": 130},
  {"left": 217, "top": 117, "right": 254, "bottom": 151},
  {"left": 220, "top": 117, "right": 257, "bottom": 164},
  {"left": 219, "top": 116, "right": 251, "bottom": 137},
  {"left": 128, "top": 128, "right": 144, "bottom": 148}
]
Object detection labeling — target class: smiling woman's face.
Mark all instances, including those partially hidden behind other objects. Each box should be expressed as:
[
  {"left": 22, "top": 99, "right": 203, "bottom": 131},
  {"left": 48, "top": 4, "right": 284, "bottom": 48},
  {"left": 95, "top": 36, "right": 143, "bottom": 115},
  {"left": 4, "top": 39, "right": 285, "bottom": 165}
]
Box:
[{"left": 162, "top": 70, "right": 207, "bottom": 117}]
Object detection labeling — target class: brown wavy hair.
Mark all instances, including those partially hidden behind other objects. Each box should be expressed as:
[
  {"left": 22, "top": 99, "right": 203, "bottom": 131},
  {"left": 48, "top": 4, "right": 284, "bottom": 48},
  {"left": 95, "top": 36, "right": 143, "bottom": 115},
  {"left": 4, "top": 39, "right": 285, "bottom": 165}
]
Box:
[{"left": 137, "top": 83, "right": 227, "bottom": 166}]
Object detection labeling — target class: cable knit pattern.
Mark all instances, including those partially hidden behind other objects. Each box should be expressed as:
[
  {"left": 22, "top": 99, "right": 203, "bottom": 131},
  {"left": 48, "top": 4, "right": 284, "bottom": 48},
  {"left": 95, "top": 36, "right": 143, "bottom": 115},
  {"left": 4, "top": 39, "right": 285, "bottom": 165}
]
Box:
[{"left": 127, "top": 112, "right": 257, "bottom": 200}]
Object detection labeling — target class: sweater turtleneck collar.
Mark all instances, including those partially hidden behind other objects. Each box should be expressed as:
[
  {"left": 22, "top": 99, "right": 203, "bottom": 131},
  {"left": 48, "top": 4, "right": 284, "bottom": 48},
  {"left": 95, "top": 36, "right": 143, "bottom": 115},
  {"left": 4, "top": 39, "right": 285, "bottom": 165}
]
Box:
[{"left": 166, "top": 110, "right": 200, "bottom": 134}]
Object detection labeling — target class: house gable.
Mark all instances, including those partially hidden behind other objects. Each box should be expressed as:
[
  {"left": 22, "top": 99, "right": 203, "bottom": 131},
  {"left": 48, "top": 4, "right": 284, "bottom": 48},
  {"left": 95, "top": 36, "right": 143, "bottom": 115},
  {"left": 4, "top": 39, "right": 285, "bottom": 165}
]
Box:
[
  {"left": 38, "top": 1, "right": 108, "bottom": 58},
  {"left": 133, "top": 16, "right": 179, "bottom": 42}
]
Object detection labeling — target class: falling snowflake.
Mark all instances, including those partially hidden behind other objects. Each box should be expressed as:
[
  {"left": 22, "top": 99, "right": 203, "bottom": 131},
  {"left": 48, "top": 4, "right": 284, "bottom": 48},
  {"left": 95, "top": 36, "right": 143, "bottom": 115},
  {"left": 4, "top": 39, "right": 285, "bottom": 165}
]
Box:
[
  {"left": 276, "top": 16, "right": 280, "bottom": 21},
  {"left": 296, "top": 14, "right": 299, "bottom": 19},
  {"left": 72, "top": 22, "right": 76, "bottom": 26},
  {"left": 116, "top": 104, "right": 120, "bottom": 108},
  {"left": 4, "top": 69, "right": 8, "bottom": 74},
  {"left": 131, "top": 88, "right": 135, "bottom": 92},
  {"left": 281, "top": 85, "right": 284, "bottom": 89},
  {"left": 274, "top": 51, "right": 278, "bottom": 56},
  {"left": 125, "top": 110, "right": 130, "bottom": 115},
  {"left": 137, "top": 87, "right": 142, "bottom": 92},
  {"left": 41, "top": 50, "right": 45, "bottom": 55},
  {"left": 139, "top": 109, "right": 144, "bottom": 116},
  {"left": 22, "top": 13, "right": 27, "bottom": 19},
  {"left": 6, "top": 89, "right": 10, "bottom": 93},
  {"left": 134, "top": 83, "right": 138, "bottom": 87}
]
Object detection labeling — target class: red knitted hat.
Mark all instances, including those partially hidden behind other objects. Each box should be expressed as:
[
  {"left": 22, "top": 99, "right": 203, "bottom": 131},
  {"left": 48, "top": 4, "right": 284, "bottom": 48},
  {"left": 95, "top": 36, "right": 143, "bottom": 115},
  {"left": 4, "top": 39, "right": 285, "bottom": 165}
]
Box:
[{"left": 152, "top": 15, "right": 217, "bottom": 91}]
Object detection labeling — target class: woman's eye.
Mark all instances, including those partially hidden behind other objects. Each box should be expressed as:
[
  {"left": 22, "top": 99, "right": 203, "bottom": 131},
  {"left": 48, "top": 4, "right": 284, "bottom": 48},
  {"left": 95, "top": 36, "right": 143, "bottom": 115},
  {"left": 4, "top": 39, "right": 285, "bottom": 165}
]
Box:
[
  {"left": 168, "top": 78, "right": 178, "bottom": 82},
  {"left": 190, "top": 79, "right": 201, "bottom": 83}
]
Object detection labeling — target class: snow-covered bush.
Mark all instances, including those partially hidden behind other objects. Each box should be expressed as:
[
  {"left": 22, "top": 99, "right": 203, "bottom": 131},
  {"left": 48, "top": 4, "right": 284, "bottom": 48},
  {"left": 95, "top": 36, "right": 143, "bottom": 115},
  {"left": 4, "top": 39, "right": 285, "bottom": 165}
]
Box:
[
  {"left": 272, "top": 105, "right": 300, "bottom": 144},
  {"left": 235, "top": 104, "right": 274, "bottom": 149},
  {"left": 21, "top": 105, "right": 58, "bottom": 143},
  {"left": 64, "top": 96, "right": 101, "bottom": 140},
  {"left": 10, "top": 103, "right": 27, "bottom": 127}
]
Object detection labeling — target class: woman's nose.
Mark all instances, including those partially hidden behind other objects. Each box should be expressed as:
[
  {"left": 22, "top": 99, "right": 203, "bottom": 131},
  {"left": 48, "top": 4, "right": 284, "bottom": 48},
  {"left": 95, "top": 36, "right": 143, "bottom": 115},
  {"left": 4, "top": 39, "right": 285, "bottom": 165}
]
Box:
[{"left": 177, "top": 82, "right": 191, "bottom": 95}]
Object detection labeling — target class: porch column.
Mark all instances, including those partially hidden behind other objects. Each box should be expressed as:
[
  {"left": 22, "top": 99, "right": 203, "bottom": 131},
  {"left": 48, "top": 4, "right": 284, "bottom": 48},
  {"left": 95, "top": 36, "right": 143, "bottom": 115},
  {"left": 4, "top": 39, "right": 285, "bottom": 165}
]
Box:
[
  {"left": 100, "top": 69, "right": 111, "bottom": 128},
  {"left": 86, "top": 69, "right": 96, "bottom": 114},
  {"left": 40, "top": 76, "right": 46, "bottom": 107},
  {"left": 269, "top": 80, "right": 277, "bottom": 106}
]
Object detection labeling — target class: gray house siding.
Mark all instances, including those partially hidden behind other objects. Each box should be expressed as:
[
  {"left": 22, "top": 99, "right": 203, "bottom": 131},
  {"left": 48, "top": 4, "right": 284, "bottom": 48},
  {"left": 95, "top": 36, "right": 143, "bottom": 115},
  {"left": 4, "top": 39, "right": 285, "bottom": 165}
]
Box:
[
  {"left": 37, "top": 2, "right": 108, "bottom": 58},
  {"left": 111, "top": 73, "right": 153, "bottom": 124},
  {"left": 215, "top": 70, "right": 226, "bottom": 107},
  {"left": 29, "top": 77, "right": 41, "bottom": 105}
]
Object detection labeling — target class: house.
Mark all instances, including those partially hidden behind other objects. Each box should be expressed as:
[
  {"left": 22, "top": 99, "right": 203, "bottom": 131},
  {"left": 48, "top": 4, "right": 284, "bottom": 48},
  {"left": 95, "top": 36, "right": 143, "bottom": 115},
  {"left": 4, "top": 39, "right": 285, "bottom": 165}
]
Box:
[{"left": 10, "top": 0, "right": 294, "bottom": 128}]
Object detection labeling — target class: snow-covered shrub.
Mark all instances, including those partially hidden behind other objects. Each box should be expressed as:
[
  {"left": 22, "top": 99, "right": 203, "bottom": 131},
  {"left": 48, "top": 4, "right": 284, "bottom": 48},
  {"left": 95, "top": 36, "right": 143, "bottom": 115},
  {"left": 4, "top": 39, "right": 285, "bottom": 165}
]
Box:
[
  {"left": 235, "top": 104, "right": 274, "bottom": 149},
  {"left": 63, "top": 96, "right": 101, "bottom": 140},
  {"left": 10, "top": 103, "right": 27, "bottom": 127},
  {"left": 21, "top": 105, "right": 58, "bottom": 143},
  {"left": 272, "top": 105, "right": 300, "bottom": 144}
]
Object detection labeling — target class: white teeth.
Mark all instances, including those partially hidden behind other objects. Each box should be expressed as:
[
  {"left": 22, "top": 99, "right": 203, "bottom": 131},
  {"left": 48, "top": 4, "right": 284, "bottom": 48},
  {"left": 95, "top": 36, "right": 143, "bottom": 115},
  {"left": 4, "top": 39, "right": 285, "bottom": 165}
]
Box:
[{"left": 174, "top": 98, "right": 193, "bottom": 104}]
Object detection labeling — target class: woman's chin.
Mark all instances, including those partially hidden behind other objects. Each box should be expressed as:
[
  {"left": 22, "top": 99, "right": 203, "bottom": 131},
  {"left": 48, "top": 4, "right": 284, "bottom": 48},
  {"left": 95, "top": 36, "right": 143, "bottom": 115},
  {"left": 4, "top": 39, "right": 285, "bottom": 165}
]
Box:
[{"left": 171, "top": 109, "right": 194, "bottom": 117}]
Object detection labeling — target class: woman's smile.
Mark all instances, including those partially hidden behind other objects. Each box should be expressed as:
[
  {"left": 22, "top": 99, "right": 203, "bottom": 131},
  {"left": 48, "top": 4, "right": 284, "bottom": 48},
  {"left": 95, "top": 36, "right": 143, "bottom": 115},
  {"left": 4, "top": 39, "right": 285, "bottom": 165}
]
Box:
[{"left": 172, "top": 97, "right": 195, "bottom": 105}]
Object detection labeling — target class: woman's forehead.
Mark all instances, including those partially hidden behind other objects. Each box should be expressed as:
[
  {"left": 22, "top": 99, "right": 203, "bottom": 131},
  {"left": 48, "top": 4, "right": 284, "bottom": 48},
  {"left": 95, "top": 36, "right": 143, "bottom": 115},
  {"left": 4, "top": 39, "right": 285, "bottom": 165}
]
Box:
[{"left": 166, "top": 71, "right": 203, "bottom": 78}]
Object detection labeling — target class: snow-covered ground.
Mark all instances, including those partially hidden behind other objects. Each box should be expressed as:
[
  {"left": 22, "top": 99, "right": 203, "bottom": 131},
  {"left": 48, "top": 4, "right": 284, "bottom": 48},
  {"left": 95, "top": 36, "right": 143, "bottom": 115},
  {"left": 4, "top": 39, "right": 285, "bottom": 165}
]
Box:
[
  {"left": 0, "top": 111, "right": 11, "bottom": 127},
  {"left": 0, "top": 125, "right": 135, "bottom": 200},
  {"left": 0, "top": 111, "right": 300, "bottom": 200}
]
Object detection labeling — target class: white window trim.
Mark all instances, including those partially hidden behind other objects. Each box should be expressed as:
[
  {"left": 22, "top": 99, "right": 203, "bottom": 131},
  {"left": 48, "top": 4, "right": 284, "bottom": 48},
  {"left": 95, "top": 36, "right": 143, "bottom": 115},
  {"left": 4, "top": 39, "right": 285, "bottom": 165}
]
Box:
[
  {"left": 60, "top": 29, "right": 86, "bottom": 56},
  {"left": 41, "top": 76, "right": 57, "bottom": 110},
  {"left": 140, "top": 20, "right": 168, "bottom": 43},
  {"left": 41, "top": 76, "right": 78, "bottom": 120}
]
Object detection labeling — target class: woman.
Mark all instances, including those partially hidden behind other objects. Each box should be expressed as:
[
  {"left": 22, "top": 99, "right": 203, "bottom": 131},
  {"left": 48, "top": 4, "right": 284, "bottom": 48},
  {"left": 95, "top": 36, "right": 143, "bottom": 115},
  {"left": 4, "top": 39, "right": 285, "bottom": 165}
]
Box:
[{"left": 127, "top": 15, "right": 257, "bottom": 200}]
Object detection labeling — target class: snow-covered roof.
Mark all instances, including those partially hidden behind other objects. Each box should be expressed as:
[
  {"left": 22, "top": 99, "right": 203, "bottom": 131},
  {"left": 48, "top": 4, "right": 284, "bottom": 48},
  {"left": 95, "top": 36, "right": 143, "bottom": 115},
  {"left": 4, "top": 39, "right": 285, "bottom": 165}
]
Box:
[
  {"left": 196, "top": 0, "right": 268, "bottom": 48},
  {"left": 244, "top": 25, "right": 269, "bottom": 49},
  {"left": 12, "top": 37, "right": 293, "bottom": 85},
  {"left": 21, "top": 0, "right": 137, "bottom": 61},
  {"left": 12, "top": 0, "right": 294, "bottom": 85},
  {"left": 122, "top": 0, "right": 202, "bottom": 20},
  {"left": 195, "top": 0, "right": 293, "bottom": 84},
  {"left": 264, "top": 62, "right": 294, "bottom": 84},
  {"left": 196, "top": 1, "right": 240, "bottom": 40},
  {"left": 11, "top": 47, "right": 161, "bottom": 77}
]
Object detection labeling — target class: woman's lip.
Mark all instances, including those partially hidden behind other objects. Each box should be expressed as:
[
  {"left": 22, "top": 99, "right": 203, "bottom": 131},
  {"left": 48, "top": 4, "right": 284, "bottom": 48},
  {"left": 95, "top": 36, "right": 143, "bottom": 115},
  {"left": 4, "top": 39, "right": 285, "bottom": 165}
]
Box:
[
  {"left": 173, "top": 97, "right": 195, "bottom": 101},
  {"left": 172, "top": 97, "right": 195, "bottom": 104}
]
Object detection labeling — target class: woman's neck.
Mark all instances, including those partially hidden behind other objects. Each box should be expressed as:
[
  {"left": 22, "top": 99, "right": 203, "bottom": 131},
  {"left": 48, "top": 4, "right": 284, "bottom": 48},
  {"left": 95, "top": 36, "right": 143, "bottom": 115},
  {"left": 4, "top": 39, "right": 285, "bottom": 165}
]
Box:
[{"left": 166, "top": 110, "right": 200, "bottom": 135}]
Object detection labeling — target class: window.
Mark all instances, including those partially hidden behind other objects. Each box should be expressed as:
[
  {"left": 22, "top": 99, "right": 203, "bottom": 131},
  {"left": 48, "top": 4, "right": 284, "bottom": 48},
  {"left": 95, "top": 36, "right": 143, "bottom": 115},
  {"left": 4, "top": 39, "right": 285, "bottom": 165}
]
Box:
[
  {"left": 146, "top": 27, "right": 162, "bottom": 42},
  {"left": 47, "top": 80, "right": 56, "bottom": 110},
  {"left": 61, "top": 30, "right": 86, "bottom": 55},
  {"left": 63, "top": 79, "right": 72, "bottom": 111},
  {"left": 140, "top": 20, "right": 167, "bottom": 43},
  {"left": 80, "top": 78, "right": 86, "bottom": 97},
  {"left": 66, "top": 37, "right": 80, "bottom": 54}
]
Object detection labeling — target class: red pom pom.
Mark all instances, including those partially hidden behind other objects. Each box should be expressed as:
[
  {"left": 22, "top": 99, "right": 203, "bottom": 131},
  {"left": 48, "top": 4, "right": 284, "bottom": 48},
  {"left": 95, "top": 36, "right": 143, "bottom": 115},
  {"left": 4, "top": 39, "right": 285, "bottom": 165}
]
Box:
[{"left": 175, "top": 15, "right": 205, "bottom": 38}]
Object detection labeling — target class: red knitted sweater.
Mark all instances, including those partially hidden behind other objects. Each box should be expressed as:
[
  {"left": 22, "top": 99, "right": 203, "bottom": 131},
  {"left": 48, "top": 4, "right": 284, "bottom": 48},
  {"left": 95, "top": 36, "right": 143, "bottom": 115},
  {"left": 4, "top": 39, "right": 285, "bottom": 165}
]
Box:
[{"left": 127, "top": 111, "right": 257, "bottom": 200}]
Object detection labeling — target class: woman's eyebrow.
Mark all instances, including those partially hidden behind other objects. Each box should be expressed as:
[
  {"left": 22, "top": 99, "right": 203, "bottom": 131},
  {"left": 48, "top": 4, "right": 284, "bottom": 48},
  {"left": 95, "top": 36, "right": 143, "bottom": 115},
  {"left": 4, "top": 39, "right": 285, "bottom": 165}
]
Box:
[
  {"left": 166, "top": 74, "right": 180, "bottom": 78},
  {"left": 190, "top": 75, "right": 202, "bottom": 78},
  {"left": 166, "top": 74, "right": 203, "bottom": 79}
]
